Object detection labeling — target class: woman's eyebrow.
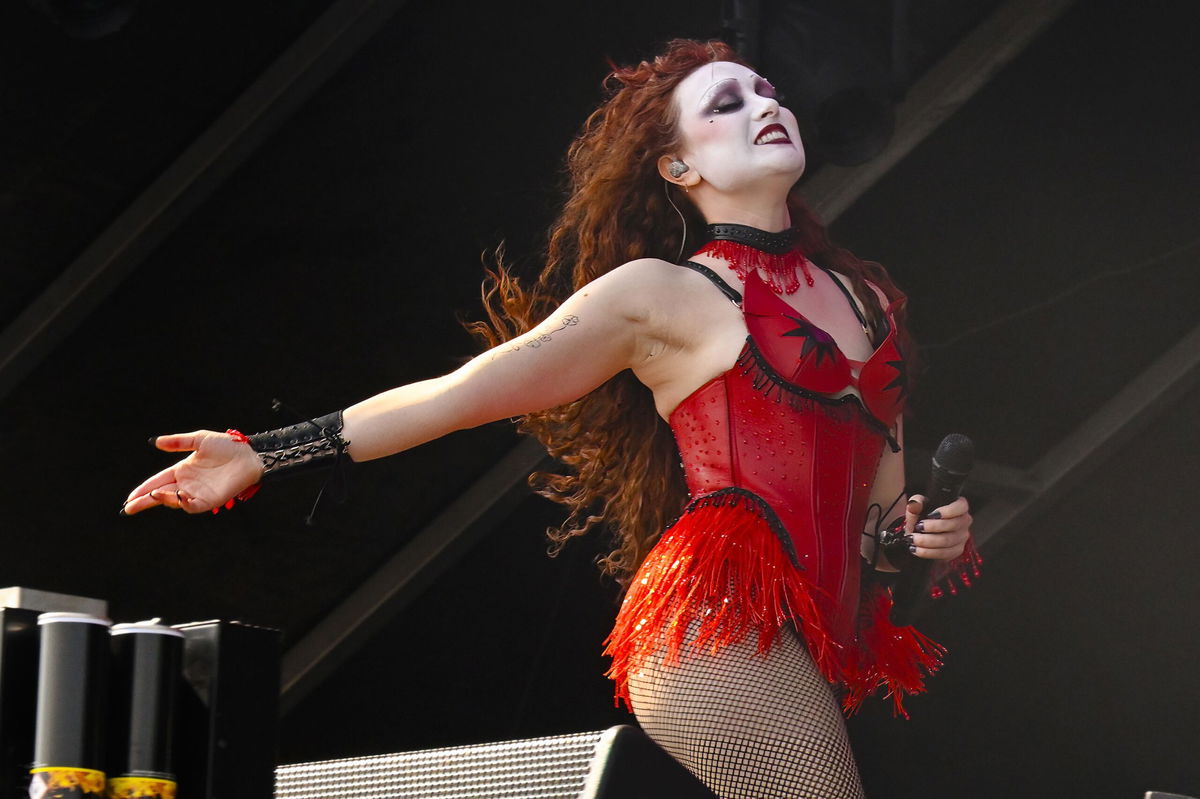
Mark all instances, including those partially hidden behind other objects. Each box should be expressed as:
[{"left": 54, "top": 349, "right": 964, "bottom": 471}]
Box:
[{"left": 698, "top": 77, "right": 740, "bottom": 106}]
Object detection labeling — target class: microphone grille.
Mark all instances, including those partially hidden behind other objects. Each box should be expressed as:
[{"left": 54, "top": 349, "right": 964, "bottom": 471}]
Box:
[{"left": 933, "top": 433, "right": 975, "bottom": 474}]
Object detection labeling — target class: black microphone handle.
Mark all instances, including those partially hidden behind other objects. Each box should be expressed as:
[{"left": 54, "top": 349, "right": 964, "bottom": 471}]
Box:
[{"left": 888, "top": 434, "right": 974, "bottom": 626}]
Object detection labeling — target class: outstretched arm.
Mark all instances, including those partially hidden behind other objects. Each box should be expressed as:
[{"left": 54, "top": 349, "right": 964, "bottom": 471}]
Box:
[
  {"left": 124, "top": 261, "right": 663, "bottom": 515},
  {"left": 343, "top": 266, "right": 646, "bottom": 461}
]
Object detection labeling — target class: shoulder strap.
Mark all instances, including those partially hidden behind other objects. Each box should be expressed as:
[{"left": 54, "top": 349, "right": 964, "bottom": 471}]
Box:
[
  {"left": 816, "top": 265, "right": 870, "bottom": 330},
  {"left": 681, "top": 261, "right": 742, "bottom": 305}
]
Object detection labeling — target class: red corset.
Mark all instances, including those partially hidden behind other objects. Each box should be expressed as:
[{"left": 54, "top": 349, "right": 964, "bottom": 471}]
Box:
[
  {"left": 604, "top": 262, "right": 979, "bottom": 717},
  {"left": 667, "top": 296, "right": 892, "bottom": 644}
]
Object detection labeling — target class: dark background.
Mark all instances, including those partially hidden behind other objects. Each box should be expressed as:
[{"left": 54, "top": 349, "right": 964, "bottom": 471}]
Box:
[{"left": 1, "top": 1, "right": 1197, "bottom": 797}]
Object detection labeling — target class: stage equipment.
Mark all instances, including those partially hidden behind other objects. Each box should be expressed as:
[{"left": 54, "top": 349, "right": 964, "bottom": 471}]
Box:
[
  {"left": 30, "top": 612, "right": 112, "bottom": 799},
  {"left": 0, "top": 588, "right": 106, "bottom": 617},
  {"left": 274, "top": 724, "right": 718, "bottom": 799},
  {"left": 0, "top": 607, "right": 39, "bottom": 796},
  {"left": 2, "top": 588, "right": 108, "bottom": 796},
  {"left": 174, "top": 620, "right": 280, "bottom": 799},
  {"left": 109, "top": 620, "right": 184, "bottom": 799},
  {"left": 1144, "top": 793, "right": 1200, "bottom": 798}
]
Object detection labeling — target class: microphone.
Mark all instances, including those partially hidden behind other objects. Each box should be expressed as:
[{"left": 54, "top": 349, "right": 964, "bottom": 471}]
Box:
[{"left": 888, "top": 433, "right": 974, "bottom": 626}]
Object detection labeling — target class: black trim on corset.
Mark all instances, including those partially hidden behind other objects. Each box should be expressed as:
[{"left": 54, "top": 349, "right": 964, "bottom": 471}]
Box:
[
  {"left": 676, "top": 487, "right": 802, "bottom": 570},
  {"left": 737, "top": 337, "right": 902, "bottom": 452}
]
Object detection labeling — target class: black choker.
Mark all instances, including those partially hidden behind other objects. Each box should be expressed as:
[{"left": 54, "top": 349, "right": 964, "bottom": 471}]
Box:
[{"left": 705, "top": 223, "right": 800, "bottom": 254}]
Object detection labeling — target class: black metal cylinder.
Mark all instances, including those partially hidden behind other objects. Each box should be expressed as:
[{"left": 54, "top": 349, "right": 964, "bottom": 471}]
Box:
[
  {"left": 108, "top": 621, "right": 182, "bottom": 783},
  {"left": 30, "top": 612, "right": 111, "bottom": 798}
]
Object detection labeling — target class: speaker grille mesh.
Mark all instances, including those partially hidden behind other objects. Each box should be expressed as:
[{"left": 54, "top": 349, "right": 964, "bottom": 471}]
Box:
[{"left": 274, "top": 729, "right": 607, "bottom": 798}]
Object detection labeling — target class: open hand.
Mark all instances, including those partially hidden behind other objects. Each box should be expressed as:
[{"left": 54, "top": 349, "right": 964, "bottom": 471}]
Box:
[{"left": 123, "top": 430, "right": 263, "bottom": 515}]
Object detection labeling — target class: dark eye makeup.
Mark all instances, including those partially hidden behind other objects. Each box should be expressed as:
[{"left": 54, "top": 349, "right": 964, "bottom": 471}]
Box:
[
  {"left": 710, "top": 92, "right": 743, "bottom": 114},
  {"left": 704, "top": 76, "right": 779, "bottom": 115}
]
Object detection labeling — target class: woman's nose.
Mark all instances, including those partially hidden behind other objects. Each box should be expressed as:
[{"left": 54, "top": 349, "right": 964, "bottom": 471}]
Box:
[{"left": 753, "top": 96, "right": 780, "bottom": 120}]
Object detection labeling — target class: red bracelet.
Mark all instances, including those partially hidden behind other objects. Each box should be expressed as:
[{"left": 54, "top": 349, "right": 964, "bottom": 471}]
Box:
[{"left": 213, "top": 430, "right": 261, "bottom": 514}]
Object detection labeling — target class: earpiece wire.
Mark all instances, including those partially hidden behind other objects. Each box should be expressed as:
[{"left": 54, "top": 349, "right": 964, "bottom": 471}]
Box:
[{"left": 665, "top": 180, "right": 689, "bottom": 264}]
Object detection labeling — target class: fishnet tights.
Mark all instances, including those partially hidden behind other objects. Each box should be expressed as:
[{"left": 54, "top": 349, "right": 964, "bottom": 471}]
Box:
[{"left": 628, "top": 624, "right": 865, "bottom": 799}]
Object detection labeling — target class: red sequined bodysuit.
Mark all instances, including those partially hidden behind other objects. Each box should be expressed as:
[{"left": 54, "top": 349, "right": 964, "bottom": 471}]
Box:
[{"left": 605, "top": 262, "right": 979, "bottom": 715}]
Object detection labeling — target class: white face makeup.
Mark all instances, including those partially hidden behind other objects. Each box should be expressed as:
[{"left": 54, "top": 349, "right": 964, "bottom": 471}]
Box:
[{"left": 670, "top": 61, "right": 805, "bottom": 193}]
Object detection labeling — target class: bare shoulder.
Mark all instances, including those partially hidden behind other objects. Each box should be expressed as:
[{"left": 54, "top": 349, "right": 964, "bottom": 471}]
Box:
[
  {"left": 572, "top": 258, "right": 696, "bottom": 319},
  {"left": 606, "top": 257, "right": 738, "bottom": 300},
  {"left": 597, "top": 257, "right": 687, "bottom": 290}
]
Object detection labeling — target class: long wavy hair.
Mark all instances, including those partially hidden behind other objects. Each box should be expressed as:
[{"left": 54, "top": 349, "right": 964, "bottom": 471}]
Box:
[{"left": 467, "top": 39, "right": 909, "bottom": 582}]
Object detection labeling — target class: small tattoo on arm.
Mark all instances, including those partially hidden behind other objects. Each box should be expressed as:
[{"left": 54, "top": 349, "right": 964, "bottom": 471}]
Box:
[{"left": 505, "top": 314, "right": 580, "bottom": 352}]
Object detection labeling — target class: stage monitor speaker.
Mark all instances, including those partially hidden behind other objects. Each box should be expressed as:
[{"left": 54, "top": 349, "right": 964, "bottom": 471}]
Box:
[
  {"left": 0, "top": 607, "right": 38, "bottom": 799},
  {"left": 274, "top": 724, "right": 717, "bottom": 798},
  {"left": 175, "top": 620, "right": 281, "bottom": 799}
]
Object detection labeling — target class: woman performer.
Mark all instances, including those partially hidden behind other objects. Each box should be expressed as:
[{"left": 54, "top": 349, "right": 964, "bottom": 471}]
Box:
[{"left": 124, "top": 39, "right": 977, "bottom": 798}]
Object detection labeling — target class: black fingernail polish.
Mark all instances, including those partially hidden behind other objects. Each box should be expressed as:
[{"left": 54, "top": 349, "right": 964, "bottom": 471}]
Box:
[
  {"left": 903, "top": 534, "right": 914, "bottom": 545},
  {"left": 926, "top": 510, "right": 942, "bottom": 520},
  {"left": 915, "top": 521, "right": 925, "bottom": 533},
  {"left": 147, "top": 437, "right": 158, "bottom": 448},
  {"left": 908, "top": 544, "right": 917, "bottom": 554}
]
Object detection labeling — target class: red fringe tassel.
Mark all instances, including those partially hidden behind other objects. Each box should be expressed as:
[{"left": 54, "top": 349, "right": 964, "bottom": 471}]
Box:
[
  {"left": 604, "top": 502, "right": 838, "bottom": 710},
  {"left": 695, "top": 240, "right": 815, "bottom": 294},
  {"left": 930, "top": 536, "right": 984, "bottom": 599},
  {"left": 604, "top": 501, "right": 952, "bottom": 717},
  {"left": 844, "top": 589, "right": 945, "bottom": 718}
]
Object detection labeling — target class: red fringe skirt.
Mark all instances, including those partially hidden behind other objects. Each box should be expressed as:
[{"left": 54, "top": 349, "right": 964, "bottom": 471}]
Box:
[{"left": 604, "top": 496, "right": 965, "bottom": 717}]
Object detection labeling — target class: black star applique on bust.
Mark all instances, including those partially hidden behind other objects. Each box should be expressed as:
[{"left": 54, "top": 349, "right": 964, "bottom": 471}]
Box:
[{"left": 782, "top": 314, "right": 839, "bottom": 369}]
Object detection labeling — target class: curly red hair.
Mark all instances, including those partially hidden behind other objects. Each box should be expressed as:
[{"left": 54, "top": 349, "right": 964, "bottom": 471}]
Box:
[{"left": 468, "top": 39, "right": 908, "bottom": 581}]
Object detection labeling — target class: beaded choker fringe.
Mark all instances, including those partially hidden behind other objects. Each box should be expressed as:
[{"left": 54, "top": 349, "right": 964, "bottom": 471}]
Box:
[{"left": 696, "top": 223, "right": 814, "bottom": 295}]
